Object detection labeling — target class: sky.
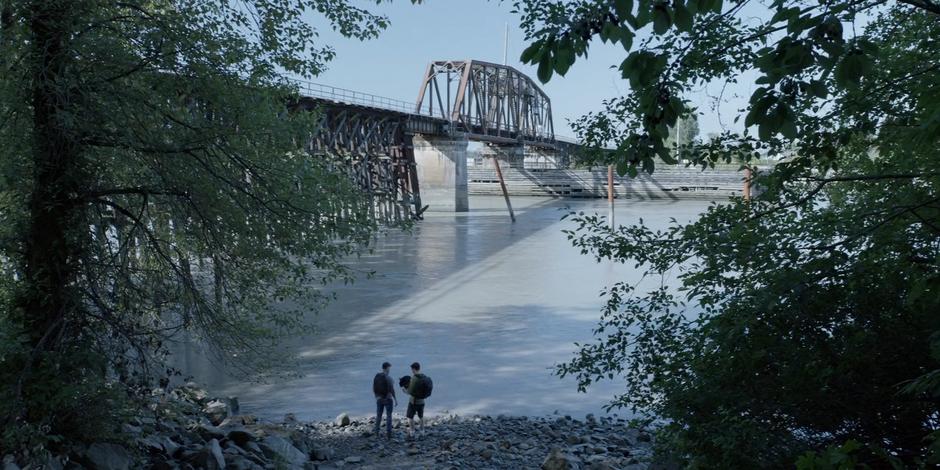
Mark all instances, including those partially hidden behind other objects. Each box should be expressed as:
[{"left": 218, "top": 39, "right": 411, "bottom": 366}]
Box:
[{"left": 307, "top": 0, "right": 756, "bottom": 139}]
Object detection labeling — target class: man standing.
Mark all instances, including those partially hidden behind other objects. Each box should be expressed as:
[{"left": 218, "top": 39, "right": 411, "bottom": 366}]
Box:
[
  {"left": 373, "top": 361, "right": 397, "bottom": 440},
  {"left": 402, "top": 362, "right": 431, "bottom": 440}
]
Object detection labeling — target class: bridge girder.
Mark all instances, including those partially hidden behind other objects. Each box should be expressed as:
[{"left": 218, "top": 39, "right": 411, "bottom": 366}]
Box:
[
  {"left": 292, "top": 98, "right": 430, "bottom": 222},
  {"left": 415, "top": 60, "right": 555, "bottom": 145}
]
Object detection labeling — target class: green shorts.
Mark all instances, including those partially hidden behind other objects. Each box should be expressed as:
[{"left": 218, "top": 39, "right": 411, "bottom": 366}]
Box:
[{"left": 406, "top": 402, "right": 424, "bottom": 419}]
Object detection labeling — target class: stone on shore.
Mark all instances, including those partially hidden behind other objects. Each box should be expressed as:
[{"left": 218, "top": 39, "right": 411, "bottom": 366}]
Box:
[
  {"left": 85, "top": 443, "right": 134, "bottom": 470},
  {"left": 542, "top": 447, "right": 583, "bottom": 470},
  {"left": 227, "top": 428, "right": 254, "bottom": 447},
  {"left": 2, "top": 455, "right": 20, "bottom": 470},
  {"left": 203, "top": 400, "right": 231, "bottom": 426},
  {"left": 259, "top": 435, "right": 309, "bottom": 467},
  {"left": 334, "top": 412, "right": 351, "bottom": 427},
  {"left": 3, "top": 382, "right": 658, "bottom": 470},
  {"left": 190, "top": 439, "right": 225, "bottom": 470}
]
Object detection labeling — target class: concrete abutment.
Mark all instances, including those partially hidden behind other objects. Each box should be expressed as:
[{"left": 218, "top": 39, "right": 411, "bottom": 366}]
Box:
[{"left": 413, "top": 134, "right": 469, "bottom": 212}]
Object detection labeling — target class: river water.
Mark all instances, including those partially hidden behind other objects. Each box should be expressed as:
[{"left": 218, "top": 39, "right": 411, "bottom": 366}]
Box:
[{"left": 178, "top": 196, "right": 711, "bottom": 422}]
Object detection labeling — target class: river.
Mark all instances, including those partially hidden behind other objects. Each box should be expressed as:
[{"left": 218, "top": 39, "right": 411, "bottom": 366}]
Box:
[{"left": 178, "top": 196, "right": 712, "bottom": 422}]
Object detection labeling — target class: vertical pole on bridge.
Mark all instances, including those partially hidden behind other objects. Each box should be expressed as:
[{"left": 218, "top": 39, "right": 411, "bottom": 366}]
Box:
[
  {"left": 607, "top": 165, "right": 615, "bottom": 229},
  {"left": 492, "top": 157, "right": 516, "bottom": 223},
  {"left": 503, "top": 23, "right": 509, "bottom": 66}
]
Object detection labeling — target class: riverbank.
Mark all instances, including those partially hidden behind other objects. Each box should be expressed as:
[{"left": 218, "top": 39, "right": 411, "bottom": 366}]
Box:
[{"left": 3, "top": 384, "right": 658, "bottom": 469}]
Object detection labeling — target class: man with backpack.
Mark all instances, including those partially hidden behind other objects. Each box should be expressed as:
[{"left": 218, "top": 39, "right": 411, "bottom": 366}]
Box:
[
  {"left": 402, "top": 362, "right": 432, "bottom": 440},
  {"left": 372, "top": 361, "right": 397, "bottom": 440}
]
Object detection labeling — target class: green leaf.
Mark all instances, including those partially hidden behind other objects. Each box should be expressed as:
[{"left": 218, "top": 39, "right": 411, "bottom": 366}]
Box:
[
  {"left": 554, "top": 40, "right": 576, "bottom": 76},
  {"left": 520, "top": 41, "right": 542, "bottom": 64},
  {"left": 834, "top": 51, "right": 870, "bottom": 87},
  {"left": 600, "top": 22, "right": 618, "bottom": 43},
  {"left": 620, "top": 28, "right": 634, "bottom": 51},
  {"left": 537, "top": 53, "right": 554, "bottom": 83},
  {"left": 652, "top": 5, "right": 672, "bottom": 34},
  {"left": 619, "top": 55, "right": 637, "bottom": 80},
  {"left": 745, "top": 94, "right": 775, "bottom": 128},
  {"left": 806, "top": 80, "right": 827, "bottom": 98},
  {"left": 674, "top": 4, "right": 693, "bottom": 32},
  {"left": 771, "top": 6, "right": 799, "bottom": 23},
  {"left": 614, "top": 0, "right": 633, "bottom": 19},
  {"left": 636, "top": 1, "right": 652, "bottom": 26},
  {"left": 780, "top": 113, "right": 798, "bottom": 139},
  {"left": 616, "top": 160, "right": 630, "bottom": 176},
  {"left": 660, "top": 150, "right": 677, "bottom": 165}
]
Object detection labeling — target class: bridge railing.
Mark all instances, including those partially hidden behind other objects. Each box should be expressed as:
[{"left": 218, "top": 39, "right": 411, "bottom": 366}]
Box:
[
  {"left": 294, "top": 78, "right": 575, "bottom": 144},
  {"left": 295, "top": 79, "right": 422, "bottom": 116}
]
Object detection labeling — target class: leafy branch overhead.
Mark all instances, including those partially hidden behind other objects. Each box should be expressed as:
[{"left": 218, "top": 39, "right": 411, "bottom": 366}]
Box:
[
  {"left": 0, "top": 0, "right": 414, "bottom": 447},
  {"left": 515, "top": 0, "right": 937, "bottom": 176},
  {"left": 515, "top": 0, "right": 940, "bottom": 467}
]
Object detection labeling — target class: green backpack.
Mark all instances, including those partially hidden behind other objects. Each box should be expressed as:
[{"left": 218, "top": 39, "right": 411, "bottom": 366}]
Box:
[{"left": 412, "top": 374, "right": 433, "bottom": 399}]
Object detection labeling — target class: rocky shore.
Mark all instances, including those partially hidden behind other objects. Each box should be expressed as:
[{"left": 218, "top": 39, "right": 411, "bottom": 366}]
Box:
[{"left": 2, "top": 384, "right": 659, "bottom": 470}]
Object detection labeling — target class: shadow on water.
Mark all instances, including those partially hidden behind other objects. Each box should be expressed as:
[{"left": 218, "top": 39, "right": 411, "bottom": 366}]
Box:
[{"left": 175, "top": 195, "right": 709, "bottom": 421}]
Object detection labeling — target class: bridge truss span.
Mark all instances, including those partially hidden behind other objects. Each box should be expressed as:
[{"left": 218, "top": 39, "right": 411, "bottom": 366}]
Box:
[{"left": 416, "top": 60, "right": 555, "bottom": 146}]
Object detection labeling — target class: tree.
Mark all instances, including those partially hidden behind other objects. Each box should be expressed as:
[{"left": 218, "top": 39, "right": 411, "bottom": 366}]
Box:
[
  {"left": 0, "top": 0, "right": 409, "bottom": 447},
  {"left": 515, "top": 0, "right": 940, "bottom": 467}
]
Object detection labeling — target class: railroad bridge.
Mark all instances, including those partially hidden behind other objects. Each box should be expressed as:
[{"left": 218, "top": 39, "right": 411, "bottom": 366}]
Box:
[{"left": 294, "top": 60, "right": 581, "bottom": 221}]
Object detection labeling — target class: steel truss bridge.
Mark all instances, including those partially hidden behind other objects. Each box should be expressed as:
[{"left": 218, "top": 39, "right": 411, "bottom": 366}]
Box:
[{"left": 293, "top": 60, "right": 580, "bottom": 223}]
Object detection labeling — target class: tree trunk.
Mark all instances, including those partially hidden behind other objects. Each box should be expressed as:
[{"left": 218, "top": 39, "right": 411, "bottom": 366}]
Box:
[{"left": 19, "top": 0, "right": 84, "bottom": 350}]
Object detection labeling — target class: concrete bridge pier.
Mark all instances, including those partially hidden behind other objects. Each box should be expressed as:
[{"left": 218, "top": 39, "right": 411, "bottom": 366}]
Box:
[{"left": 413, "top": 134, "right": 469, "bottom": 212}]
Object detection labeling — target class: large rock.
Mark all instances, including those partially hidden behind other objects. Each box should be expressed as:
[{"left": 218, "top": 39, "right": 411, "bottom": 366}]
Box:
[
  {"left": 584, "top": 454, "right": 618, "bottom": 470},
  {"left": 188, "top": 439, "right": 226, "bottom": 470},
  {"left": 542, "top": 448, "right": 583, "bottom": 470},
  {"left": 227, "top": 429, "right": 254, "bottom": 447},
  {"left": 182, "top": 383, "right": 209, "bottom": 404},
  {"left": 259, "top": 435, "right": 308, "bottom": 468},
  {"left": 137, "top": 435, "right": 179, "bottom": 457},
  {"left": 289, "top": 433, "right": 312, "bottom": 455},
  {"left": 203, "top": 400, "right": 230, "bottom": 426},
  {"left": 243, "top": 441, "right": 263, "bottom": 455},
  {"left": 2, "top": 455, "right": 19, "bottom": 470},
  {"left": 38, "top": 455, "right": 63, "bottom": 470},
  {"left": 222, "top": 415, "right": 258, "bottom": 426},
  {"left": 194, "top": 423, "right": 226, "bottom": 441},
  {"left": 225, "top": 397, "right": 241, "bottom": 416},
  {"left": 86, "top": 443, "right": 134, "bottom": 470},
  {"left": 312, "top": 447, "right": 335, "bottom": 461},
  {"left": 149, "top": 459, "right": 180, "bottom": 470},
  {"left": 225, "top": 455, "right": 257, "bottom": 470},
  {"left": 334, "top": 413, "right": 351, "bottom": 427}
]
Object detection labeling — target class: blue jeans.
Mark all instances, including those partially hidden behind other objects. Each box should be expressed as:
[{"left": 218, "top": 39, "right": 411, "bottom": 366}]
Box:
[{"left": 375, "top": 398, "right": 393, "bottom": 437}]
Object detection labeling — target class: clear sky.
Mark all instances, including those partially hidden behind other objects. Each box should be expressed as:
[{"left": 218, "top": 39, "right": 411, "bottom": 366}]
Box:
[{"left": 308, "top": 0, "right": 754, "bottom": 138}]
